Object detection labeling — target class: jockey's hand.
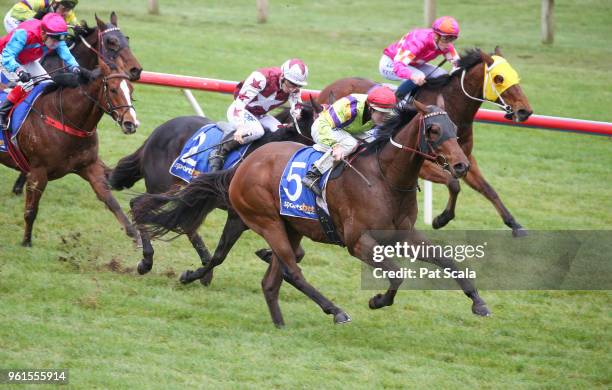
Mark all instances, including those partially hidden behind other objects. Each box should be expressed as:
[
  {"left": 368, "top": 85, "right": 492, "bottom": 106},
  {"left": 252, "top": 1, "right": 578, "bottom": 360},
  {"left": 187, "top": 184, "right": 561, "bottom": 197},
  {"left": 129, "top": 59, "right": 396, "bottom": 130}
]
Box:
[
  {"left": 17, "top": 70, "right": 31, "bottom": 83},
  {"left": 290, "top": 107, "right": 302, "bottom": 120},
  {"left": 332, "top": 144, "right": 345, "bottom": 161},
  {"left": 71, "top": 66, "right": 81, "bottom": 74},
  {"left": 233, "top": 126, "right": 249, "bottom": 144},
  {"left": 410, "top": 73, "right": 426, "bottom": 86}
]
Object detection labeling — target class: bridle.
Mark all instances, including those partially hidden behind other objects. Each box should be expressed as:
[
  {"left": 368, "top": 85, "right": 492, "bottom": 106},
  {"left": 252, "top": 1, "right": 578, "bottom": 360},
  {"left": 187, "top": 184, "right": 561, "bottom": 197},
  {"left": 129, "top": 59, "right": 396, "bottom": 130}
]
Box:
[
  {"left": 388, "top": 110, "right": 457, "bottom": 170},
  {"left": 78, "top": 25, "right": 128, "bottom": 71},
  {"left": 376, "top": 109, "right": 457, "bottom": 192},
  {"left": 459, "top": 60, "right": 514, "bottom": 118}
]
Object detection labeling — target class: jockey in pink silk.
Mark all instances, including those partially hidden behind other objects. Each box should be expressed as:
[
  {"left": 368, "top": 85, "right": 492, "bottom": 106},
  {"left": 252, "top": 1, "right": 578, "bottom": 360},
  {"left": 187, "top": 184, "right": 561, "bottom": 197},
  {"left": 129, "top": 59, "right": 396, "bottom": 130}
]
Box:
[
  {"left": 208, "top": 58, "right": 309, "bottom": 172},
  {"left": 0, "top": 12, "right": 80, "bottom": 131},
  {"left": 379, "top": 16, "right": 461, "bottom": 100}
]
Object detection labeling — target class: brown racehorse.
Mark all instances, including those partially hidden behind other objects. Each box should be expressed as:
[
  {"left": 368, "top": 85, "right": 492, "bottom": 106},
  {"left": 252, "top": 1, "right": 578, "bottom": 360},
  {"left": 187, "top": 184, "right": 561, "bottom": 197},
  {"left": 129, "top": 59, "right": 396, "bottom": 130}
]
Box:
[
  {"left": 318, "top": 47, "right": 533, "bottom": 237},
  {"left": 0, "top": 59, "right": 139, "bottom": 246},
  {"left": 161, "top": 100, "right": 490, "bottom": 326},
  {"left": 10, "top": 12, "right": 143, "bottom": 195}
]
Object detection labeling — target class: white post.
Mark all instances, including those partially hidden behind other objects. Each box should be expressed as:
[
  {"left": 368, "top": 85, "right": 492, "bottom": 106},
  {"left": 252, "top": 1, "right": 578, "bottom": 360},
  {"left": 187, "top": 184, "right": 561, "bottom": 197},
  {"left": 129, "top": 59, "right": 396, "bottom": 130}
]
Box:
[
  {"left": 541, "top": 0, "right": 554, "bottom": 44},
  {"left": 423, "top": 180, "right": 433, "bottom": 225},
  {"left": 148, "top": 0, "right": 159, "bottom": 15},
  {"left": 256, "top": 0, "right": 268, "bottom": 23},
  {"left": 182, "top": 89, "right": 205, "bottom": 117},
  {"left": 424, "top": 0, "right": 436, "bottom": 26}
]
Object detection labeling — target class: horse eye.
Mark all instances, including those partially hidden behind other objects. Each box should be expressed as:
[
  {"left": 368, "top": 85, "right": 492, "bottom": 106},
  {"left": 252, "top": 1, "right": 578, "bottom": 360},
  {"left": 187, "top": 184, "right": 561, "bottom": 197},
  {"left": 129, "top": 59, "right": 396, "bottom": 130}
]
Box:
[
  {"left": 494, "top": 75, "right": 504, "bottom": 84},
  {"left": 110, "top": 88, "right": 118, "bottom": 93}
]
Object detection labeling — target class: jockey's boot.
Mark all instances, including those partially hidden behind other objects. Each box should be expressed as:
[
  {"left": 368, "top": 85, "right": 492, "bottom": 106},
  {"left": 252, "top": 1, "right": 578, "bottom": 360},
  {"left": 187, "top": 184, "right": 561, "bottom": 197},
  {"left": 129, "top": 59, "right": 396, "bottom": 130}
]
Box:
[
  {"left": 208, "top": 132, "right": 241, "bottom": 173},
  {"left": 0, "top": 99, "right": 15, "bottom": 132},
  {"left": 302, "top": 166, "right": 323, "bottom": 197}
]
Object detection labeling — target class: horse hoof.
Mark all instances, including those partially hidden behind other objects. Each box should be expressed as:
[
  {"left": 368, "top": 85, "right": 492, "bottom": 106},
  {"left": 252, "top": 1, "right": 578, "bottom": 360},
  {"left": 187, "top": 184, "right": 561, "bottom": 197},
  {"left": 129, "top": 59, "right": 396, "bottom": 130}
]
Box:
[
  {"left": 179, "top": 270, "right": 195, "bottom": 285},
  {"left": 137, "top": 260, "right": 152, "bottom": 275},
  {"left": 512, "top": 228, "right": 528, "bottom": 238},
  {"left": 199, "top": 272, "right": 213, "bottom": 286},
  {"left": 274, "top": 321, "right": 286, "bottom": 329},
  {"left": 368, "top": 293, "right": 387, "bottom": 310},
  {"left": 21, "top": 240, "right": 32, "bottom": 247},
  {"left": 432, "top": 213, "right": 452, "bottom": 230},
  {"left": 472, "top": 303, "right": 492, "bottom": 317},
  {"left": 255, "top": 248, "right": 273, "bottom": 263},
  {"left": 334, "top": 312, "right": 352, "bottom": 324}
]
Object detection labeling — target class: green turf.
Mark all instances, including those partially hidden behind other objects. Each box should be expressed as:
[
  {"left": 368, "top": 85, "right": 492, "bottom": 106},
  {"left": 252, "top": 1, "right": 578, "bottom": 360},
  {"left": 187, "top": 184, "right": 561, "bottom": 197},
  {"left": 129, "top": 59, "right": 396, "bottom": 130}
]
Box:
[{"left": 1, "top": 0, "right": 611, "bottom": 388}]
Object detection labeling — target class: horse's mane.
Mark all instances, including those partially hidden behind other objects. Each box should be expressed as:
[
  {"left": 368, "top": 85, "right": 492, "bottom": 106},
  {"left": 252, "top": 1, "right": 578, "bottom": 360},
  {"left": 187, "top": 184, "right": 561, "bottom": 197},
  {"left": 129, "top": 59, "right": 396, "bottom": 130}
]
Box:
[
  {"left": 424, "top": 48, "right": 484, "bottom": 88},
  {"left": 73, "top": 21, "right": 96, "bottom": 39},
  {"left": 367, "top": 104, "right": 419, "bottom": 151}
]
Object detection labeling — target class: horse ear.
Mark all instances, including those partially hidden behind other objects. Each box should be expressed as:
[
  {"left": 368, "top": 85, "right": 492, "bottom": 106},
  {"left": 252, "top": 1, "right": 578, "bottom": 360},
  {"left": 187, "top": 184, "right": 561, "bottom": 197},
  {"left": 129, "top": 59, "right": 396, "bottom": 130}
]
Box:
[
  {"left": 494, "top": 46, "right": 503, "bottom": 57},
  {"left": 413, "top": 99, "right": 428, "bottom": 114},
  {"left": 95, "top": 14, "right": 105, "bottom": 30},
  {"left": 310, "top": 94, "right": 323, "bottom": 114},
  {"left": 436, "top": 94, "right": 445, "bottom": 109},
  {"left": 329, "top": 91, "right": 336, "bottom": 104},
  {"left": 480, "top": 50, "right": 495, "bottom": 66},
  {"left": 110, "top": 12, "right": 118, "bottom": 27}
]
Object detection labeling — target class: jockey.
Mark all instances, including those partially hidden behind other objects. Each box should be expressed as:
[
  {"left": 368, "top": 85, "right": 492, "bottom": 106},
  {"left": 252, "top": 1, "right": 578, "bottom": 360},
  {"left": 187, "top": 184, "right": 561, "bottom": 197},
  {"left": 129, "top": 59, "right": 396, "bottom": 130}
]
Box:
[
  {"left": 208, "top": 58, "right": 308, "bottom": 172},
  {"left": 0, "top": 12, "right": 80, "bottom": 131},
  {"left": 379, "top": 16, "right": 460, "bottom": 100},
  {"left": 4, "top": 0, "right": 79, "bottom": 33},
  {"left": 302, "top": 86, "right": 397, "bottom": 196}
]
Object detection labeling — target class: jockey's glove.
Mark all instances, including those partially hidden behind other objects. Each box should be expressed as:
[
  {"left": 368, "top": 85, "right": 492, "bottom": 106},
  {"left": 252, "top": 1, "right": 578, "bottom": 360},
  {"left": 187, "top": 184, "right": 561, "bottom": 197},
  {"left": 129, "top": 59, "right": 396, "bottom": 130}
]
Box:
[
  {"left": 17, "top": 70, "right": 31, "bottom": 83},
  {"left": 71, "top": 66, "right": 81, "bottom": 74}
]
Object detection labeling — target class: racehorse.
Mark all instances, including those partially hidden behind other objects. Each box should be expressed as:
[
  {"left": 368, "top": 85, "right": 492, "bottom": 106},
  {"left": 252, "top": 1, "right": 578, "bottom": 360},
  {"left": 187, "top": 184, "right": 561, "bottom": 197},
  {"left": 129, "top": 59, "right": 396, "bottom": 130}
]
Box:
[
  {"left": 0, "top": 58, "right": 140, "bottom": 246},
  {"left": 114, "top": 104, "right": 318, "bottom": 277},
  {"left": 141, "top": 100, "right": 489, "bottom": 326},
  {"left": 318, "top": 47, "right": 533, "bottom": 237},
  {"left": 10, "top": 12, "right": 142, "bottom": 195}
]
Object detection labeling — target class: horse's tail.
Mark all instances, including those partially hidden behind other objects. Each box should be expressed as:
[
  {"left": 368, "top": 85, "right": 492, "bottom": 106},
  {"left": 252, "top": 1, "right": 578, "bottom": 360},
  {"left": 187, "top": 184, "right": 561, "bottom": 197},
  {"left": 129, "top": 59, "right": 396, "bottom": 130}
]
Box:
[
  {"left": 109, "top": 144, "right": 145, "bottom": 190},
  {"left": 131, "top": 168, "right": 235, "bottom": 239}
]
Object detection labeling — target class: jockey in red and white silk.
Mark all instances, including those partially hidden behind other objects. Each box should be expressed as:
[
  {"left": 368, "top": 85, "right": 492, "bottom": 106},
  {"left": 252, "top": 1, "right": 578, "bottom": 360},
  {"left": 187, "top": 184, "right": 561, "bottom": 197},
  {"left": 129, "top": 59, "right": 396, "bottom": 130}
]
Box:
[
  {"left": 228, "top": 59, "right": 307, "bottom": 144},
  {"left": 207, "top": 59, "right": 309, "bottom": 172},
  {"left": 379, "top": 16, "right": 461, "bottom": 99}
]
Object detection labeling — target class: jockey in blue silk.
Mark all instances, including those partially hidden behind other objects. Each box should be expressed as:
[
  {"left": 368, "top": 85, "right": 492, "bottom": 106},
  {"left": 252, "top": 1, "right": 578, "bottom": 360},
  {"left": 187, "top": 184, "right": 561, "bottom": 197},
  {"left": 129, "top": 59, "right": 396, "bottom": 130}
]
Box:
[{"left": 0, "top": 12, "right": 80, "bottom": 131}]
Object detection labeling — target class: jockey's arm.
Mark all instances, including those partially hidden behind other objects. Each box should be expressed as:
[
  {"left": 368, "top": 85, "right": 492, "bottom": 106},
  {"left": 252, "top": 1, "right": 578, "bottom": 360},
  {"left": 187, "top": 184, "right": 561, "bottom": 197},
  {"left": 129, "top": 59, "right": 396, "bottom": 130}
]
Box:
[
  {"left": 233, "top": 71, "right": 266, "bottom": 125},
  {"left": 445, "top": 44, "right": 460, "bottom": 69},
  {"left": 392, "top": 47, "right": 417, "bottom": 79},
  {"left": 288, "top": 90, "right": 303, "bottom": 118},
  {"left": 55, "top": 41, "right": 79, "bottom": 70},
  {"left": 1, "top": 29, "right": 27, "bottom": 73}
]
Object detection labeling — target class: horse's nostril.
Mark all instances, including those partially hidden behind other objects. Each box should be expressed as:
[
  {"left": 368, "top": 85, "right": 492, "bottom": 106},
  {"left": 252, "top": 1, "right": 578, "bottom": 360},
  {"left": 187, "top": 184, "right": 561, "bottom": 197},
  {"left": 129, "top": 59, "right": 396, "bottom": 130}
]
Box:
[{"left": 453, "top": 163, "right": 468, "bottom": 176}]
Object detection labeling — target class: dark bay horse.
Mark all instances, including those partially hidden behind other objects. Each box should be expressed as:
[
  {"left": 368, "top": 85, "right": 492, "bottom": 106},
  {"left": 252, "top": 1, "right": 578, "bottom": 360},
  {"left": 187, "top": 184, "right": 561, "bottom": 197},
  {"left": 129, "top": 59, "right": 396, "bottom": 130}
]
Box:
[
  {"left": 114, "top": 105, "right": 318, "bottom": 277},
  {"left": 318, "top": 48, "right": 533, "bottom": 236},
  {"left": 0, "top": 59, "right": 140, "bottom": 246},
  {"left": 10, "top": 12, "right": 143, "bottom": 195},
  {"left": 152, "top": 100, "right": 489, "bottom": 326}
]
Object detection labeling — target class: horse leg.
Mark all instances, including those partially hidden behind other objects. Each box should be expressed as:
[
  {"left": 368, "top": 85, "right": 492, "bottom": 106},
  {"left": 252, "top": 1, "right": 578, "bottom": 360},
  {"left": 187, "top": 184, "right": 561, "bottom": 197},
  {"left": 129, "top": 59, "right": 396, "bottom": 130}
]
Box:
[
  {"left": 129, "top": 197, "right": 155, "bottom": 275},
  {"left": 12, "top": 172, "right": 27, "bottom": 195},
  {"left": 79, "top": 160, "right": 141, "bottom": 243},
  {"left": 21, "top": 169, "right": 48, "bottom": 247},
  {"left": 462, "top": 154, "right": 526, "bottom": 237},
  {"left": 179, "top": 211, "right": 247, "bottom": 285},
  {"left": 255, "top": 245, "right": 305, "bottom": 290},
  {"left": 420, "top": 161, "right": 460, "bottom": 229},
  {"left": 410, "top": 230, "right": 491, "bottom": 316},
  {"left": 256, "top": 245, "right": 305, "bottom": 264},
  {"left": 349, "top": 231, "right": 404, "bottom": 309},
  {"left": 261, "top": 224, "right": 351, "bottom": 325}
]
